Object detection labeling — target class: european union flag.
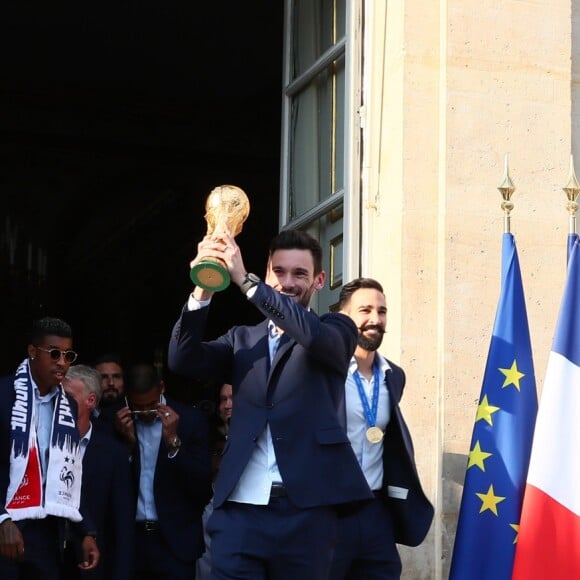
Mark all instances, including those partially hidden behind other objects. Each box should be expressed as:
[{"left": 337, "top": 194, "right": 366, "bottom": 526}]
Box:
[{"left": 450, "top": 233, "right": 538, "bottom": 579}]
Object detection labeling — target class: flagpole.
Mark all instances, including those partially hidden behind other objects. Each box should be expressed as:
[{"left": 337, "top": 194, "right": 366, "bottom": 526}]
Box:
[
  {"left": 562, "top": 154, "right": 580, "bottom": 235},
  {"left": 498, "top": 153, "right": 515, "bottom": 234}
]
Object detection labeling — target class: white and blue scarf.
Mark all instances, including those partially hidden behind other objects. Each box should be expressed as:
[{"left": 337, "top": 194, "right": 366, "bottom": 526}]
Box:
[{"left": 5, "top": 358, "right": 83, "bottom": 522}]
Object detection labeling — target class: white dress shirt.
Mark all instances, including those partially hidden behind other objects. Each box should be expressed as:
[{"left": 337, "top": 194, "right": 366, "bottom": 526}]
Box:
[
  {"left": 135, "top": 412, "right": 162, "bottom": 521},
  {"left": 32, "top": 377, "right": 60, "bottom": 486},
  {"left": 345, "top": 354, "right": 391, "bottom": 491},
  {"left": 187, "top": 294, "right": 283, "bottom": 505},
  {"left": 79, "top": 423, "right": 93, "bottom": 459}
]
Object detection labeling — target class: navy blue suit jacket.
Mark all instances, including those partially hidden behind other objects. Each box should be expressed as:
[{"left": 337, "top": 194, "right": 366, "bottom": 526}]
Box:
[
  {"left": 380, "top": 360, "right": 434, "bottom": 546},
  {"left": 130, "top": 397, "right": 212, "bottom": 563},
  {"left": 75, "top": 420, "right": 135, "bottom": 579},
  {"left": 168, "top": 282, "right": 373, "bottom": 509}
]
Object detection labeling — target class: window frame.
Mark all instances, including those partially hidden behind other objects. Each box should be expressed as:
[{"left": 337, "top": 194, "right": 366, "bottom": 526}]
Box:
[{"left": 280, "top": 0, "right": 363, "bottom": 296}]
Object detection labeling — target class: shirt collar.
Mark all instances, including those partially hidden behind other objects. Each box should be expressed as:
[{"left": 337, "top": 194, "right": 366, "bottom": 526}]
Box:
[
  {"left": 348, "top": 352, "right": 391, "bottom": 375},
  {"left": 81, "top": 422, "right": 93, "bottom": 445},
  {"left": 268, "top": 321, "right": 280, "bottom": 338}
]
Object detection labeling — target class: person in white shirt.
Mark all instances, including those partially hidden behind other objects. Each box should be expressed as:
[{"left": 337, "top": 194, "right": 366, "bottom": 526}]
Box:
[
  {"left": 0, "top": 317, "right": 99, "bottom": 579},
  {"left": 168, "top": 229, "right": 372, "bottom": 580}
]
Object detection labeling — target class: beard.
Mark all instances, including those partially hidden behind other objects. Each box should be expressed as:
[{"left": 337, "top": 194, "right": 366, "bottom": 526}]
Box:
[
  {"left": 357, "top": 324, "right": 385, "bottom": 351},
  {"left": 100, "top": 389, "right": 122, "bottom": 407}
]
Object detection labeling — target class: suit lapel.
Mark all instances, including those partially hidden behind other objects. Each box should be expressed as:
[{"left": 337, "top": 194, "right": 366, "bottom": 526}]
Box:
[
  {"left": 81, "top": 427, "right": 100, "bottom": 481},
  {"left": 384, "top": 367, "right": 403, "bottom": 404},
  {"left": 264, "top": 333, "right": 295, "bottom": 408}
]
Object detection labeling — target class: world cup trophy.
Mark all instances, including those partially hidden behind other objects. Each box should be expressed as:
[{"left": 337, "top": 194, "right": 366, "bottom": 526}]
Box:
[{"left": 190, "top": 185, "right": 250, "bottom": 291}]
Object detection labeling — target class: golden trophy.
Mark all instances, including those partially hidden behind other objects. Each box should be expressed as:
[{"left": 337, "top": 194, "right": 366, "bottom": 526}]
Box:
[{"left": 190, "top": 185, "right": 250, "bottom": 291}]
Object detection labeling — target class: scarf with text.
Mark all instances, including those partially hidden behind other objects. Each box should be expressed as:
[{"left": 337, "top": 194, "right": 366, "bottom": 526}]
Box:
[{"left": 5, "top": 358, "right": 83, "bottom": 522}]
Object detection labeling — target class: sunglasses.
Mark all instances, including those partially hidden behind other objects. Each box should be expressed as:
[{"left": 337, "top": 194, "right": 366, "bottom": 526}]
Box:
[
  {"left": 125, "top": 396, "right": 161, "bottom": 420},
  {"left": 36, "top": 346, "right": 78, "bottom": 364}
]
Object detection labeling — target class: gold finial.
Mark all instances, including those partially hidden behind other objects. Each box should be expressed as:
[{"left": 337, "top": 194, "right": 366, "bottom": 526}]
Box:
[
  {"left": 563, "top": 154, "right": 580, "bottom": 235},
  {"left": 498, "top": 154, "right": 515, "bottom": 233}
]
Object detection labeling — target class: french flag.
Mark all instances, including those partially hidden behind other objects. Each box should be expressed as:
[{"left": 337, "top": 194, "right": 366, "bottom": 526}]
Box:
[{"left": 512, "top": 235, "right": 580, "bottom": 578}]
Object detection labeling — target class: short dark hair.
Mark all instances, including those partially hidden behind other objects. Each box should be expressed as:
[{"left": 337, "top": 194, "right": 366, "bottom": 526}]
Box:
[
  {"left": 126, "top": 363, "right": 162, "bottom": 395},
  {"left": 93, "top": 353, "right": 124, "bottom": 368},
  {"left": 29, "top": 317, "right": 73, "bottom": 344},
  {"left": 269, "top": 229, "right": 323, "bottom": 274},
  {"left": 338, "top": 278, "right": 384, "bottom": 310}
]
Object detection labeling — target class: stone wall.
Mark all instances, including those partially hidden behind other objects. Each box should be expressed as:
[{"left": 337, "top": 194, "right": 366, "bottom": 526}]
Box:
[{"left": 360, "top": 0, "right": 572, "bottom": 577}]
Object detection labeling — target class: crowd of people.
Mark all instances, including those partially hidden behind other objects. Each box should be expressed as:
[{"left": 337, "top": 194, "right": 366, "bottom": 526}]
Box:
[{"left": 0, "top": 228, "right": 433, "bottom": 580}]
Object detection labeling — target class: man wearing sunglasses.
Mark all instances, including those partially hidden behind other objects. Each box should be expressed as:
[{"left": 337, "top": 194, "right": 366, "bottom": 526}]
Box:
[
  {"left": 0, "top": 317, "right": 100, "bottom": 579},
  {"left": 113, "top": 363, "right": 212, "bottom": 580}
]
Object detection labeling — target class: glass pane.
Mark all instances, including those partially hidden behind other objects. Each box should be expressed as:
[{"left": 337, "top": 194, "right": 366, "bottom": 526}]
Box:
[
  {"left": 288, "top": 55, "right": 345, "bottom": 220},
  {"left": 292, "top": 0, "right": 346, "bottom": 78},
  {"left": 334, "top": 57, "right": 345, "bottom": 194},
  {"left": 301, "top": 201, "right": 344, "bottom": 314}
]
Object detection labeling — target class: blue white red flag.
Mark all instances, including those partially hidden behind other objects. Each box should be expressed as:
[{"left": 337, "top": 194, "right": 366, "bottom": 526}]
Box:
[{"left": 512, "top": 234, "right": 580, "bottom": 579}]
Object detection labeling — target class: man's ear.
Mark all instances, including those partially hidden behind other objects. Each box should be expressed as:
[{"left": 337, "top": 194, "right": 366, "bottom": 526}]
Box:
[
  {"left": 314, "top": 270, "right": 326, "bottom": 291},
  {"left": 87, "top": 392, "right": 97, "bottom": 410}
]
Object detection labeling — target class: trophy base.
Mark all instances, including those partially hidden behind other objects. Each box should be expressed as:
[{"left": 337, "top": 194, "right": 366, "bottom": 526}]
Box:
[{"left": 190, "top": 260, "right": 231, "bottom": 292}]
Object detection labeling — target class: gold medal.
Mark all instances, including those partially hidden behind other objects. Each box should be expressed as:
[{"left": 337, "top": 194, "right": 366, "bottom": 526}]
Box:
[{"left": 366, "top": 426, "right": 384, "bottom": 444}]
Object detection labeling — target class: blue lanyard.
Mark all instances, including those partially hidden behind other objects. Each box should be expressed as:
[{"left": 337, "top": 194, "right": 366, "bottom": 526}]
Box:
[{"left": 353, "top": 365, "right": 380, "bottom": 428}]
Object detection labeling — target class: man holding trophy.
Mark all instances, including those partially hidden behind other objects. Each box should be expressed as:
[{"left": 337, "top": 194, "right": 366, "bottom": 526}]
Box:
[{"left": 168, "top": 185, "right": 372, "bottom": 579}]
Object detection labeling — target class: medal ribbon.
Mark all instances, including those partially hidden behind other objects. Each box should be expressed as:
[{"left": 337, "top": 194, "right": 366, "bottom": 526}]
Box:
[{"left": 353, "top": 365, "right": 380, "bottom": 429}]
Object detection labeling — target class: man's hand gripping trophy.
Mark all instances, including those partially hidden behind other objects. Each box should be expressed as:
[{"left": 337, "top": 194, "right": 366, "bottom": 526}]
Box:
[{"left": 189, "top": 185, "right": 250, "bottom": 291}]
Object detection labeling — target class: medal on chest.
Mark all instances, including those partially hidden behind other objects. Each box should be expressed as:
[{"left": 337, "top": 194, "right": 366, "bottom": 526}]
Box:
[
  {"left": 354, "top": 365, "right": 384, "bottom": 444},
  {"left": 366, "top": 425, "right": 384, "bottom": 444}
]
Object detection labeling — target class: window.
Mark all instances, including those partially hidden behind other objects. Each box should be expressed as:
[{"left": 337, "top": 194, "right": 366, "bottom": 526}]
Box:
[{"left": 281, "top": 0, "right": 359, "bottom": 312}]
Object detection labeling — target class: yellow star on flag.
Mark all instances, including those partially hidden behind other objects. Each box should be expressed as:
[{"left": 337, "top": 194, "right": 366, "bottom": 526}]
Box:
[
  {"left": 476, "top": 484, "right": 506, "bottom": 516},
  {"left": 499, "top": 359, "right": 525, "bottom": 391},
  {"left": 510, "top": 523, "right": 519, "bottom": 544},
  {"left": 475, "top": 395, "right": 500, "bottom": 426},
  {"left": 468, "top": 440, "right": 493, "bottom": 471}
]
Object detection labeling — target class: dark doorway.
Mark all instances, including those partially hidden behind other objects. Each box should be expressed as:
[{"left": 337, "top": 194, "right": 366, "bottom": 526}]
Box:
[{"left": 1, "top": 2, "right": 284, "bottom": 402}]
